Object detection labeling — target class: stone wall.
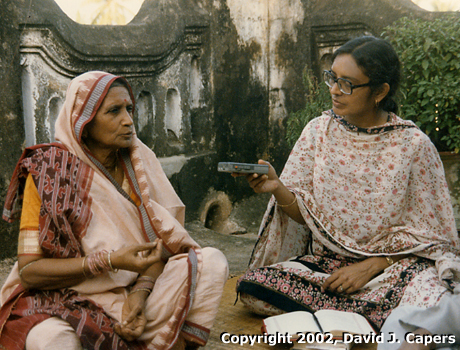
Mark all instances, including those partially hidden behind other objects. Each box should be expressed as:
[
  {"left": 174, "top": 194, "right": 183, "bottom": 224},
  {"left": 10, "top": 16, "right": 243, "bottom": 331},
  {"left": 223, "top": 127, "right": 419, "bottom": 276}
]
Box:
[
  {"left": 0, "top": 0, "right": 442, "bottom": 257},
  {"left": 200, "top": 0, "right": 443, "bottom": 204},
  {"left": 0, "top": 1, "right": 25, "bottom": 259}
]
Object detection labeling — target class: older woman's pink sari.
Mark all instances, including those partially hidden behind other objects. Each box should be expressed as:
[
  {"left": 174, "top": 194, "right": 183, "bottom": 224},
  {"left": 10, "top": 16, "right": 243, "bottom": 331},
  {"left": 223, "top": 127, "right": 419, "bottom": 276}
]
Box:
[{"left": 0, "top": 71, "right": 228, "bottom": 350}]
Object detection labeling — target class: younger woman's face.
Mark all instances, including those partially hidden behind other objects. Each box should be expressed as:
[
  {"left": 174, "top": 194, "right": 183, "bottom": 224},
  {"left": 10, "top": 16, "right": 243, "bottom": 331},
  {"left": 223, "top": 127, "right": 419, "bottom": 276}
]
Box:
[
  {"left": 329, "top": 53, "right": 377, "bottom": 121},
  {"left": 84, "top": 86, "right": 134, "bottom": 153}
]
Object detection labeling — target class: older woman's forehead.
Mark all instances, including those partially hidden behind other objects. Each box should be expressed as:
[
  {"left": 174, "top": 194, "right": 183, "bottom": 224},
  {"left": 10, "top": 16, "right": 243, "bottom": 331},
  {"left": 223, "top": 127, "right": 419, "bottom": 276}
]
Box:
[{"left": 101, "top": 86, "right": 132, "bottom": 105}]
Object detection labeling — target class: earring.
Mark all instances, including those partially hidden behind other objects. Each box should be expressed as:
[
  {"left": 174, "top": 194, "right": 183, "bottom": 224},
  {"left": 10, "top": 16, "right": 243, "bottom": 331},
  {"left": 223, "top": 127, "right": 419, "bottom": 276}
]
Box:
[{"left": 375, "top": 100, "right": 380, "bottom": 108}]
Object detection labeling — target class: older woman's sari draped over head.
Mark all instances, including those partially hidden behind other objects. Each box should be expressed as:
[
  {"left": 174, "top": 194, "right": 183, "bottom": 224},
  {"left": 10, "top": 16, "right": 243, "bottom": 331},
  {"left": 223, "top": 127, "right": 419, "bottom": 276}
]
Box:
[
  {"left": 0, "top": 71, "right": 228, "bottom": 350},
  {"left": 237, "top": 111, "right": 460, "bottom": 330}
]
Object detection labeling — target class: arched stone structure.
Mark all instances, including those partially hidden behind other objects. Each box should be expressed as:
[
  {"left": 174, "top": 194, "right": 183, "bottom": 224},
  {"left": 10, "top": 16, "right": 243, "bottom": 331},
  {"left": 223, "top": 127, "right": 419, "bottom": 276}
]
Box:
[{"left": 0, "top": 0, "right": 455, "bottom": 256}]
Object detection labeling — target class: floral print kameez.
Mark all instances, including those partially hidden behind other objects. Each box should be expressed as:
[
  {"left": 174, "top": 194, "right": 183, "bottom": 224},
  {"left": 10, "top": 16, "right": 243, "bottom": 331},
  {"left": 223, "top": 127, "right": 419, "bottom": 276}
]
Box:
[{"left": 237, "top": 111, "right": 460, "bottom": 330}]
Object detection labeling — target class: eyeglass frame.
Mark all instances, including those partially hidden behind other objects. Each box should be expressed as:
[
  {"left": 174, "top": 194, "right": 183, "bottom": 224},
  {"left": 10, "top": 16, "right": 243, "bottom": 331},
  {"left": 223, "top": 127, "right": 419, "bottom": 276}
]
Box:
[{"left": 323, "top": 70, "right": 375, "bottom": 95}]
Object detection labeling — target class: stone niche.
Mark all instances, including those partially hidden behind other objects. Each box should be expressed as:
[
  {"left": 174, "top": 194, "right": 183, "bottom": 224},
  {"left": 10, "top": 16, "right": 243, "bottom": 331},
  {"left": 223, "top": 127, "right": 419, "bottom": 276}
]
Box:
[
  {"left": 1, "top": 0, "right": 451, "bottom": 251},
  {"left": 15, "top": 0, "right": 217, "bottom": 218},
  {"left": 20, "top": 0, "right": 213, "bottom": 153}
]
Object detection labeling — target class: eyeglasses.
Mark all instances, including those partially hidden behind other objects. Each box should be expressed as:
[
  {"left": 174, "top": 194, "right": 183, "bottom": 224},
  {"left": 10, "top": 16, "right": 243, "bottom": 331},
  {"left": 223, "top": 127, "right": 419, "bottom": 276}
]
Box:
[{"left": 323, "top": 70, "right": 373, "bottom": 95}]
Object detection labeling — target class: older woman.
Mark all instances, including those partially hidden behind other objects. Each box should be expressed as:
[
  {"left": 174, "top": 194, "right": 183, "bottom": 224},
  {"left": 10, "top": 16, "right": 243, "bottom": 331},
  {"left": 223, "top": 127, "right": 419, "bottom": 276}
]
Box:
[
  {"left": 235, "top": 36, "right": 460, "bottom": 330},
  {"left": 0, "top": 71, "right": 228, "bottom": 350}
]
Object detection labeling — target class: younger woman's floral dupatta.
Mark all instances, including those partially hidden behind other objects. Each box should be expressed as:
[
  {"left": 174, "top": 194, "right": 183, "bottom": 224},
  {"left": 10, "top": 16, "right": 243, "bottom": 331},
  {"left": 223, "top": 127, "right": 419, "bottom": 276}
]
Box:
[
  {"left": 0, "top": 71, "right": 227, "bottom": 350},
  {"left": 237, "top": 111, "right": 460, "bottom": 329}
]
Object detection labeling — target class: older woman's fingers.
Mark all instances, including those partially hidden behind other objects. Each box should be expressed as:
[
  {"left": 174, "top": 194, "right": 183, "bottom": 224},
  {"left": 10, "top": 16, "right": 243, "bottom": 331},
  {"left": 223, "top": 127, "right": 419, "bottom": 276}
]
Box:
[
  {"left": 136, "top": 242, "right": 158, "bottom": 252},
  {"left": 117, "top": 327, "right": 136, "bottom": 342},
  {"left": 124, "top": 307, "right": 141, "bottom": 325},
  {"left": 145, "top": 240, "right": 162, "bottom": 259},
  {"left": 115, "top": 320, "right": 144, "bottom": 342},
  {"left": 114, "top": 323, "right": 126, "bottom": 338},
  {"left": 155, "top": 239, "right": 163, "bottom": 251}
]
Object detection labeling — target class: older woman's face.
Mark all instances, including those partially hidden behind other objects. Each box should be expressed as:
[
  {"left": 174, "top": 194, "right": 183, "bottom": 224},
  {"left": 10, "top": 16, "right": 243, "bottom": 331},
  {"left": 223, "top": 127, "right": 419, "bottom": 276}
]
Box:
[{"left": 84, "top": 86, "right": 134, "bottom": 152}]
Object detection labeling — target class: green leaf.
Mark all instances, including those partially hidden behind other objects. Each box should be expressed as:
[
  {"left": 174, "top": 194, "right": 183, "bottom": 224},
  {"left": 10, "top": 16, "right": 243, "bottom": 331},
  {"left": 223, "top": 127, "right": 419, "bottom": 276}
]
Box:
[
  {"left": 422, "top": 60, "right": 429, "bottom": 70},
  {"left": 382, "top": 14, "right": 460, "bottom": 152}
]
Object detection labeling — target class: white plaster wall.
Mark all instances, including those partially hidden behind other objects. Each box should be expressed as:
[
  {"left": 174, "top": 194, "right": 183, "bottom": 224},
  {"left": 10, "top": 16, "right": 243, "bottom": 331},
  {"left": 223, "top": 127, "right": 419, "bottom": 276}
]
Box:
[
  {"left": 157, "top": 57, "right": 188, "bottom": 139},
  {"left": 21, "top": 62, "right": 37, "bottom": 147},
  {"left": 47, "top": 94, "right": 64, "bottom": 141},
  {"left": 226, "top": 0, "right": 269, "bottom": 85},
  {"left": 136, "top": 91, "right": 156, "bottom": 134},
  {"left": 226, "top": 0, "right": 305, "bottom": 121},
  {"left": 21, "top": 54, "right": 69, "bottom": 147},
  {"left": 165, "top": 88, "right": 182, "bottom": 139},
  {"left": 190, "top": 57, "right": 203, "bottom": 109}
]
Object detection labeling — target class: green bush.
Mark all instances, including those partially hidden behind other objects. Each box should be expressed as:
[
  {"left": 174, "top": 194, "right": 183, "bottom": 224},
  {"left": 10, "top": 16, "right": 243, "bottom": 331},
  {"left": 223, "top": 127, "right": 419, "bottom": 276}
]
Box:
[
  {"left": 383, "top": 15, "right": 460, "bottom": 152},
  {"left": 286, "top": 69, "right": 331, "bottom": 147},
  {"left": 287, "top": 16, "right": 460, "bottom": 152}
]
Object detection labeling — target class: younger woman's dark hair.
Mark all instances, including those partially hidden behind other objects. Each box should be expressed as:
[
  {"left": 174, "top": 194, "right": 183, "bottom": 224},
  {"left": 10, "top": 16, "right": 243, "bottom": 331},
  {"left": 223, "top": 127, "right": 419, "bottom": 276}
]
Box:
[{"left": 332, "top": 36, "right": 401, "bottom": 113}]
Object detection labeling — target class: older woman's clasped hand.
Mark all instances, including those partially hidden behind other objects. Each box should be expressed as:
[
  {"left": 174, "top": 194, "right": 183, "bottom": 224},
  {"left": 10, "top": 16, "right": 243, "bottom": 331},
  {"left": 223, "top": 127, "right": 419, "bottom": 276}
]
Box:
[
  {"left": 112, "top": 238, "right": 164, "bottom": 341},
  {"left": 111, "top": 238, "right": 163, "bottom": 274},
  {"left": 114, "top": 290, "right": 148, "bottom": 341}
]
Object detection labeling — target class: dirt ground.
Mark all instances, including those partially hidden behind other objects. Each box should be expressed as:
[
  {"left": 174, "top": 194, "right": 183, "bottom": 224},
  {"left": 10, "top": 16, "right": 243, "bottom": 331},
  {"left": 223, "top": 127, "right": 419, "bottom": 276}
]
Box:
[{"left": 0, "top": 258, "right": 15, "bottom": 287}]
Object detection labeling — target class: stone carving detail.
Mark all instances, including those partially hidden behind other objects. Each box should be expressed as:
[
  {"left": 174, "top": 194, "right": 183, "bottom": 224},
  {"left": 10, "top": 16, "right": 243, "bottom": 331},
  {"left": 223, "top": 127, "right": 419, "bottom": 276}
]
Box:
[
  {"left": 165, "top": 88, "right": 182, "bottom": 142},
  {"left": 20, "top": 56, "right": 69, "bottom": 146},
  {"left": 18, "top": 1, "right": 211, "bottom": 158},
  {"left": 190, "top": 56, "right": 203, "bottom": 109},
  {"left": 1, "top": 0, "right": 438, "bottom": 232},
  {"left": 135, "top": 91, "right": 156, "bottom": 148},
  {"left": 46, "top": 96, "right": 64, "bottom": 141},
  {"left": 312, "top": 24, "right": 373, "bottom": 74}
]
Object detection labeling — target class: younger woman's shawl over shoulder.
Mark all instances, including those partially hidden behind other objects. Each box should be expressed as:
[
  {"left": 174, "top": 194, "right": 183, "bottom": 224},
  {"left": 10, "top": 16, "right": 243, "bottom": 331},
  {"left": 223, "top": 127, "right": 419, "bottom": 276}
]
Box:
[{"left": 251, "top": 111, "right": 460, "bottom": 287}]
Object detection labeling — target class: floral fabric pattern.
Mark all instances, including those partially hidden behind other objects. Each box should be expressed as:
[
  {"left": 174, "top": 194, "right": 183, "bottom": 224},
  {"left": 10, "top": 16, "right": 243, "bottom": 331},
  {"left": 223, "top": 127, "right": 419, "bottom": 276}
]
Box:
[
  {"left": 238, "top": 111, "right": 460, "bottom": 329},
  {"left": 238, "top": 255, "right": 443, "bottom": 330},
  {"left": 249, "top": 111, "right": 458, "bottom": 271}
]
